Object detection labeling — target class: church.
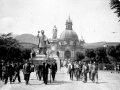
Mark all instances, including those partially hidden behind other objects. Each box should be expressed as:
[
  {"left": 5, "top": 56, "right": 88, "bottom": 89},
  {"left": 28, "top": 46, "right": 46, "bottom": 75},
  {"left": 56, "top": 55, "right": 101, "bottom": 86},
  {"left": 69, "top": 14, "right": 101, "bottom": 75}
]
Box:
[{"left": 47, "top": 16, "right": 85, "bottom": 62}]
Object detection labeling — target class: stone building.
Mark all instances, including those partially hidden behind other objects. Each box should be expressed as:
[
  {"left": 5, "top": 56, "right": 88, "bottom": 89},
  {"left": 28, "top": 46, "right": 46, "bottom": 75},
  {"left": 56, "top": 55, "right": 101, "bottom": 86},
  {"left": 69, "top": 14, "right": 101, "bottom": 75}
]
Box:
[{"left": 48, "top": 16, "right": 85, "bottom": 62}]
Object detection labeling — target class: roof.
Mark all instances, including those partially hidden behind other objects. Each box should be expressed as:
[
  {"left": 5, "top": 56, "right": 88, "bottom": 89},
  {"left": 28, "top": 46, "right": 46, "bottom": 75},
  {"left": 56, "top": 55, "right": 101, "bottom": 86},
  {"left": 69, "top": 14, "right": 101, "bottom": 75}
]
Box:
[{"left": 60, "top": 29, "right": 79, "bottom": 41}]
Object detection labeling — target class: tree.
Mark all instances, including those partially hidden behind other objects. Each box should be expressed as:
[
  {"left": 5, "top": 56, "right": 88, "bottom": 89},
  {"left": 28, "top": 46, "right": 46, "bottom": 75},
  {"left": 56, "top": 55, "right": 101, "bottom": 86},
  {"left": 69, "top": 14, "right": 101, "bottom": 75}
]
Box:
[
  {"left": 0, "top": 46, "right": 8, "bottom": 61},
  {"left": 0, "top": 33, "right": 22, "bottom": 63},
  {"left": 0, "top": 33, "right": 20, "bottom": 47},
  {"left": 76, "top": 52, "right": 85, "bottom": 61},
  {"left": 106, "top": 46, "right": 117, "bottom": 70},
  {"left": 107, "top": 46, "right": 117, "bottom": 61},
  {"left": 21, "top": 49, "right": 31, "bottom": 60},
  {"left": 85, "top": 49, "right": 96, "bottom": 61},
  {"left": 110, "top": 0, "right": 120, "bottom": 21},
  {"left": 116, "top": 44, "right": 120, "bottom": 62},
  {"left": 7, "top": 46, "right": 22, "bottom": 62},
  {"left": 95, "top": 47, "right": 107, "bottom": 63}
]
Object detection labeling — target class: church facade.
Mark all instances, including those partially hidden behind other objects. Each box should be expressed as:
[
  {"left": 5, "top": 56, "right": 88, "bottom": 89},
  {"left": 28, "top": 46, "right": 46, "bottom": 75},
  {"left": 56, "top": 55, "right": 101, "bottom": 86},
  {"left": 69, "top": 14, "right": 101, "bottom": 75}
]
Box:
[{"left": 47, "top": 16, "right": 85, "bottom": 61}]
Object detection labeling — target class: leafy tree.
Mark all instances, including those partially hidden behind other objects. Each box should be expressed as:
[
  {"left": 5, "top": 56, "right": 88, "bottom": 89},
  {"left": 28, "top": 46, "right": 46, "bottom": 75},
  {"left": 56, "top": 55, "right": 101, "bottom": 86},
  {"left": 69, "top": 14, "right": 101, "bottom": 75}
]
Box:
[
  {"left": 106, "top": 45, "right": 118, "bottom": 65},
  {"left": 21, "top": 49, "right": 31, "bottom": 60},
  {"left": 110, "top": 0, "right": 120, "bottom": 21},
  {"left": 0, "top": 33, "right": 22, "bottom": 62},
  {"left": 85, "top": 49, "right": 96, "bottom": 61},
  {"left": 0, "top": 33, "right": 20, "bottom": 47},
  {"left": 95, "top": 47, "right": 107, "bottom": 63},
  {"left": 0, "top": 46, "right": 8, "bottom": 61},
  {"left": 76, "top": 52, "right": 85, "bottom": 61},
  {"left": 7, "top": 46, "right": 22, "bottom": 61},
  {"left": 116, "top": 44, "right": 120, "bottom": 62}
]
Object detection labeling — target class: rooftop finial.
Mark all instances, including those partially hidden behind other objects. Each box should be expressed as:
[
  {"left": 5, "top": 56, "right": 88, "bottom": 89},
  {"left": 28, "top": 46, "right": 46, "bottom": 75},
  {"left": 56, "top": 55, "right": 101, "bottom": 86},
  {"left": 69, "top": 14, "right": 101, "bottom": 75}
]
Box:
[{"left": 69, "top": 13, "right": 70, "bottom": 20}]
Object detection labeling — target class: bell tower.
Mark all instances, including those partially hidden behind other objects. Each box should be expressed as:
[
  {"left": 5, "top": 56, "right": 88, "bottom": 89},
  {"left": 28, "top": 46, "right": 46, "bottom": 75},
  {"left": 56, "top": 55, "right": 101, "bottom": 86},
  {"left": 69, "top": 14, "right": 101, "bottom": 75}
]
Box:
[{"left": 66, "top": 16, "right": 73, "bottom": 30}]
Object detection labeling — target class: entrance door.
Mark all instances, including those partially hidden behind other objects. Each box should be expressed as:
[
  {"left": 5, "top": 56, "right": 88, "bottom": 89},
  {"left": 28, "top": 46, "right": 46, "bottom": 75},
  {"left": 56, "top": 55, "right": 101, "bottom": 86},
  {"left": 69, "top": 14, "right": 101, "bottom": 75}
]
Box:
[
  {"left": 57, "top": 51, "right": 59, "bottom": 57},
  {"left": 64, "top": 50, "right": 71, "bottom": 60}
]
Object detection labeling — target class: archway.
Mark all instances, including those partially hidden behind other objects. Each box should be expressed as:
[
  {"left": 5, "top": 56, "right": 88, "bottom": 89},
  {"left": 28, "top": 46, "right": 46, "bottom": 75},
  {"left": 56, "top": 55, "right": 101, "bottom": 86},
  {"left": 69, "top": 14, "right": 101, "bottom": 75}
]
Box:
[{"left": 64, "top": 50, "right": 71, "bottom": 60}]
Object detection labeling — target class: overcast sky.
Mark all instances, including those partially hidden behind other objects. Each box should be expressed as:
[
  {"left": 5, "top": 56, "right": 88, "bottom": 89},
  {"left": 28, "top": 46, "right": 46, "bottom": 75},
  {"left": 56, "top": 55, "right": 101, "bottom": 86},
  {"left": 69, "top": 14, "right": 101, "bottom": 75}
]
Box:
[{"left": 0, "top": 0, "right": 120, "bottom": 43}]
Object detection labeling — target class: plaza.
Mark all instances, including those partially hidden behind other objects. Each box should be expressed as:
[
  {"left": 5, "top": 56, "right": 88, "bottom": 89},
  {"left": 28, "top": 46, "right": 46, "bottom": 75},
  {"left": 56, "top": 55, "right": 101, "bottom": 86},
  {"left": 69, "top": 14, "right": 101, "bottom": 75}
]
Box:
[{"left": 0, "top": 68, "right": 120, "bottom": 90}]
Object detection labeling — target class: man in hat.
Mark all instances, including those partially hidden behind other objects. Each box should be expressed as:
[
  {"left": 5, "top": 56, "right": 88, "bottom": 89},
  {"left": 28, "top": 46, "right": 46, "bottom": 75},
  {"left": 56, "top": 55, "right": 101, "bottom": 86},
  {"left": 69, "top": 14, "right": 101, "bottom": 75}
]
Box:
[
  {"left": 23, "top": 61, "right": 31, "bottom": 85},
  {"left": 51, "top": 60, "right": 57, "bottom": 81},
  {"left": 91, "top": 62, "right": 98, "bottom": 83},
  {"left": 88, "top": 61, "right": 92, "bottom": 80},
  {"left": 43, "top": 60, "right": 49, "bottom": 84},
  {"left": 4, "top": 62, "right": 14, "bottom": 84},
  {"left": 12, "top": 63, "right": 21, "bottom": 83},
  {"left": 1, "top": 62, "right": 6, "bottom": 82},
  {"left": 82, "top": 62, "right": 89, "bottom": 83},
  {"left": 68, "top": 61, "right": 74, "bottom": 80},
  {"left": 37, "top": 61, "right": 43, "bottom": 81}
]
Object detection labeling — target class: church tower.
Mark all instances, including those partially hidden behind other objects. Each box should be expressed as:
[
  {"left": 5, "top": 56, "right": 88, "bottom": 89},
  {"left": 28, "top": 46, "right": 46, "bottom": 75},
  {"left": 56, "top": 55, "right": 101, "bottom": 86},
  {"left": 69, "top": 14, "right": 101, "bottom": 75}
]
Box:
[{"left": 66, "top": 16, "right": 73, "bottom": 30}]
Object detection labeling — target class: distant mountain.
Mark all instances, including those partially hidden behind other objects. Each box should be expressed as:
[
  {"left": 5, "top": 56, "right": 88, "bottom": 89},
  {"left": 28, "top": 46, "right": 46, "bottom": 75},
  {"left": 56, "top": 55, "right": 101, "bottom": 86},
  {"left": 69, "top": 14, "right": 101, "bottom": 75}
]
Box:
[
  {"left": 14, "top": 34, "right": 120, "bottom": 49},
  {"left": 15, "top": 34, "right": 39, "bottom": 45},
  {"left": 84, "top": 42, "right": 106, "bottom": 49},
  {"left": 84, "top": 42, "right": 120, "bottom": 49}
]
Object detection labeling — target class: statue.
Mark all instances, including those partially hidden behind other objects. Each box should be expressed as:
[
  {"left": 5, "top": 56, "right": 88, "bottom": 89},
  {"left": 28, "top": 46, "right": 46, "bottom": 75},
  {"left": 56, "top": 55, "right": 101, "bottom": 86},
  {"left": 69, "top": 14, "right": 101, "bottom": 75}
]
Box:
[
  {"left": 37, "top": 30, "right": 48, "bottom": 55},
  {"left": 52, "top": 25, "right": 57, "bottom": 39}
]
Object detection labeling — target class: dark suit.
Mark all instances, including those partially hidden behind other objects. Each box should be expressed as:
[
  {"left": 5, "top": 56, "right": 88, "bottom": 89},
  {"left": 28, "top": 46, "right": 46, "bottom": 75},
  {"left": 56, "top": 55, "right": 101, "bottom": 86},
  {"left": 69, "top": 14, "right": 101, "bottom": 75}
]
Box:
[
  {"left": 37, "top": 64, "right": 43, "bottom": 80},
  {"left": 0, "top": 63, "right": 2, "bottom": 80},
  {"left": 5, "top": 64, "right": 13, "bottom": 84},
  {"left": 12, "top": 63, "right": 21, "bottom": 82},
  {"left": 51, "top": 62, "right": 57, "bottom": 81},
  {"left": 43, "top": 63, "right": 49, "bottom": 84},
  {"left": 23, "top": 63, "right": 31, "bottom": 85}
]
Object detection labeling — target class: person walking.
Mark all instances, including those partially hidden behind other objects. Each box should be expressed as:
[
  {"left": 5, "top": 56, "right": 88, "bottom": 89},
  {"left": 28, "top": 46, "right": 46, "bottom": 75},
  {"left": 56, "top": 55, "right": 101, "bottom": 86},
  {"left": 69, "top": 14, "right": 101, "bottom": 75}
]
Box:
[
  {"left": 51, "top": 60, "right": 57, "bottom": 81},
  {"left": 12, "top": 63, "right": 21, "bottom": 83},
  {"left": 68, "top": 61, "right": 74, "bottom": 80},
  {"left": 88, "top": 61, "right": 92, "bottom": 80},
  {"left": 4, "top": 62, "right": 13, "bottom": 84},
  {"left": 82, "top": 62, "right": 89, "bottom": 83},
  {"left": 91, "top": 62, "right": 98, "bottom": 83},
  {"left": 43, "top": 60, "right": 49, "bottom": 84},
  {"left": 1, "top": 63, "right": 6, "bottom": 82},
  {"left": 37, "top": 61, "right": 43, "bottom": 81},
  {"left": 0, "top": 62, "right": 2, "bottom": 80},
  {"left": 23, "top": 62, "right": 31, "bottom": 85},
  {"left": 74, "top": 61, "right": 80, "bottom": 81},
  {"left": 78, "top": 61, "right": 82, "bottom": 80}
]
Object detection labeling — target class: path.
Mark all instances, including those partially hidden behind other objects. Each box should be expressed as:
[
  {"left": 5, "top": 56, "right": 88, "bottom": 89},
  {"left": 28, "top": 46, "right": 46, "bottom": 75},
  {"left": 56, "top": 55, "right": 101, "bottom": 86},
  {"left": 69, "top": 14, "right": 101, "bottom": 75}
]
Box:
[{"left": 0, "top": 67, "right": 120, "bottom": 90}]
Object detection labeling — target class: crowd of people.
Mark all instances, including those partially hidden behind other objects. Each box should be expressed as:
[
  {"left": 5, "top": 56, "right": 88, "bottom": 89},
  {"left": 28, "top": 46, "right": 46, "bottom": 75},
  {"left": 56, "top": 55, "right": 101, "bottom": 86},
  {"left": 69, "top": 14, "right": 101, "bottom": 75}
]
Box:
[
  {"left": 0, "top": 59, "right": 98, "bottom": 85},
  {"left": 0, "top": 60, "right": 57, "bottom": 85},
  {"left": 67, "top": 61, "right": 98, "bottom": 83},
  {"left": 0, "top": 62, "right": 22, "bottom": 84}
]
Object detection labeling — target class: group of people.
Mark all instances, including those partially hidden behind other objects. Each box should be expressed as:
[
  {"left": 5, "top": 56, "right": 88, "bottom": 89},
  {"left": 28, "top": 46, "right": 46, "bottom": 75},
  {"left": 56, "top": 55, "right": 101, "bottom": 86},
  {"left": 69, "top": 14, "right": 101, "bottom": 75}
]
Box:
[
  {"left": 35, "top": 60, "right": 57, "bottom": 84},
  {"left": 0, "top": 62, "right": 22, "bottom": 84},
  {"left": 0, "top": 59, "right": 57, "bottom": 85},
  {"left": 67, "top": 61, "right": 98, "bottom": 83}
]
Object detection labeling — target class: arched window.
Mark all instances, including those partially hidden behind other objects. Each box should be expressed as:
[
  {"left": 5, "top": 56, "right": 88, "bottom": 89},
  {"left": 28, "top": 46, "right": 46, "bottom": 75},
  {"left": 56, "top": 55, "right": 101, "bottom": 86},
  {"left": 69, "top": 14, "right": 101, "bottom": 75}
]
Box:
[{"left": 70, "top": 41, "right": 73, "bottom": 45}]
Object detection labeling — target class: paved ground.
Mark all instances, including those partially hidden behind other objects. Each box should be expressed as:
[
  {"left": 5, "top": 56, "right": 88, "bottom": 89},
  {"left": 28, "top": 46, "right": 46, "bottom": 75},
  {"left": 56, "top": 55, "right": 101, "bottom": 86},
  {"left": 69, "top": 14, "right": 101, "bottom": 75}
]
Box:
[{"left": 0, "top": 67, "right": 120, "bottom": 90}]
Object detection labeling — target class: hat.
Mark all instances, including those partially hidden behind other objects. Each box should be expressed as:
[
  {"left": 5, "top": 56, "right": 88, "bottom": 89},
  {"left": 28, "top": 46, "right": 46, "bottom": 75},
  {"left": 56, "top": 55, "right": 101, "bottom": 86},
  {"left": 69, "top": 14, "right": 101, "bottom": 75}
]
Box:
[{"left": 41, "top": 30, "right": 44, "bottom": 33}]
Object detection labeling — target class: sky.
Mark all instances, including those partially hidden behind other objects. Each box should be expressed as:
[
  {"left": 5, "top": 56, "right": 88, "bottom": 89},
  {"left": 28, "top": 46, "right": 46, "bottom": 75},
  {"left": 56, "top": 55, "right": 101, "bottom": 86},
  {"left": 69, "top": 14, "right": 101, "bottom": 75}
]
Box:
[{"left": 0, "top": 0, "right": 120, "bottom": 43}]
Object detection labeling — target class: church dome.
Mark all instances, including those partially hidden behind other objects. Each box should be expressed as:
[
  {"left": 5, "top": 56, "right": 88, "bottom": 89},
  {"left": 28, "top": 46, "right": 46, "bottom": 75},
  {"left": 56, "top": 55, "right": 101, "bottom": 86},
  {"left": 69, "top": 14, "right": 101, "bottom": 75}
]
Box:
[
  {"left": 60, "top": 16, "right": 79, "bottom": 41},
  {"left": 60, "top": 30, "right": 78, "bottom": 40}
]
